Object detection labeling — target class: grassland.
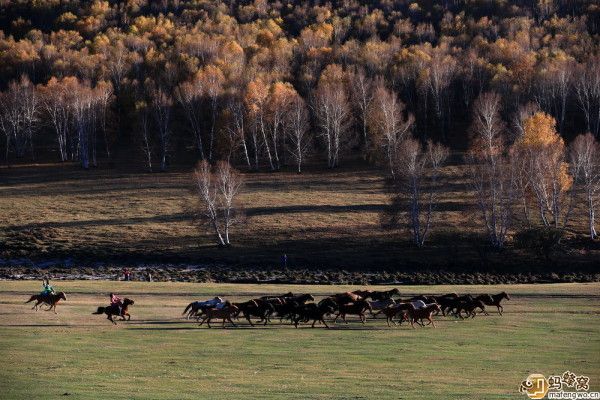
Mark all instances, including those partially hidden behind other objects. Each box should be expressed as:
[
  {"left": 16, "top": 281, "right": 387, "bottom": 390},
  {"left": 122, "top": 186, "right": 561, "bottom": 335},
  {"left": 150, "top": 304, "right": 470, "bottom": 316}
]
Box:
[
  {"left": 1, "top": 162, "right": 598, "bottom": 271},
  {"left": 0, "top": 281, "right": 599, "bottom": 399}
]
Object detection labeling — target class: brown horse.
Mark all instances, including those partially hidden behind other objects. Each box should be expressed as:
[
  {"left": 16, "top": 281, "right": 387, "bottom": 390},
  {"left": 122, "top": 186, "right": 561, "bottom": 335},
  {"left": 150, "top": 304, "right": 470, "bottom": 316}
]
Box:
[
  {"left": 408, "top": 303, "right": 441, "bottom": 328},
  {"left": 198, "top": 305, "right": 239, "bottom": 328},
  {"left": 26, "top": 292, "right": 67, "bottom": 314},
  {"left": 93, "top": 298, "right": 135, "bottom": 325},
  {"left": 376, "top": 303, "right": 413, "bottom": 327},
  {"left": 334, "top": 299, "right": 373, "bottom": 324},
  {"left": 476, "top": 292, "right": 510, "bottom": 315}
]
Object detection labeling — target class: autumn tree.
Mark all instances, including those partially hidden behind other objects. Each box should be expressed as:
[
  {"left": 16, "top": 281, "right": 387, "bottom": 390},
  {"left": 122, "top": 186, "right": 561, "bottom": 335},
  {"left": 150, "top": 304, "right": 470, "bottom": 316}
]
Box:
[
  {"left": 38, "top": 77, "right": 74, "bottom": 162},
  {"left": 510, "top": 112, "right": 573, "bottom": 228},
  {"left": 193, "top": 160, "right": 243, "bottom": 246},
  {"left": 245, "top": 78, "right": 271, "bottom": 170},
  {"left": 570, "top": 133, "right": 600, "bottom": 239},
  {"left": 466, "top": 92, "right": 514, "bottom": 248}
]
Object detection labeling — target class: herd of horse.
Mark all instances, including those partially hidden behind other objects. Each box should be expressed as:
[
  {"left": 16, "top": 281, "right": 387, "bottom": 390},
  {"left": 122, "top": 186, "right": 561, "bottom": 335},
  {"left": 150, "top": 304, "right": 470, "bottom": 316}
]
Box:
[
  {"left": 182, "top": 289, "right": 511, "bottom": 328},
  {"left": 25, "top": 287, "right": 510, "bottom": 328}
]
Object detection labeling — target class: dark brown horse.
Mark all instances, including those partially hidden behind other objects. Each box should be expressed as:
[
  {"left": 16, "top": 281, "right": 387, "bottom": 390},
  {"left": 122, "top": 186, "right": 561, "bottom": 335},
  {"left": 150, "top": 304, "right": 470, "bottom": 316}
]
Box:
[
  {"left": 93, "top": 298, "right": 135, "bottom": 325},
  {"left": 476, "top": 292, "right": 510, "bottom": 315},
  {"left": 293, "top": 303, "right": 336, "bottom": 328},
  {"left": 334, "top": 299, "right": 373, "bottom": 324},
  {"left": 456, "top": 299, "right": 488, "bottom": 318},
  {"left": 26, "top": 292, "right": 67, "bottom": 314}
]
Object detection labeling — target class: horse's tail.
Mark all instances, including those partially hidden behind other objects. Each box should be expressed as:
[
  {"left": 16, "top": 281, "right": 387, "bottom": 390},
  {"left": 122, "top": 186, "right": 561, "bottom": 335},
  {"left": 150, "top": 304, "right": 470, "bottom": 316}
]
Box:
[
  {"left": 183, "top": 302, "right": 194, "bottom": 315},
  {"left": 93, "top": 307, "right": 105, "bottom": 315},
  {"left": 25, "top": 295, "right": 37, "bottom": 303}
]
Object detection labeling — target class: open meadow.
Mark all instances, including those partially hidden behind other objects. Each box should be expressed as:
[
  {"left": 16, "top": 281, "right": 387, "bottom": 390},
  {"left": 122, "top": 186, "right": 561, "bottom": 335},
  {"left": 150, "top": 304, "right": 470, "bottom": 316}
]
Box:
[{"left": 0, "top": 281, "right": 599, "bottom": 399}]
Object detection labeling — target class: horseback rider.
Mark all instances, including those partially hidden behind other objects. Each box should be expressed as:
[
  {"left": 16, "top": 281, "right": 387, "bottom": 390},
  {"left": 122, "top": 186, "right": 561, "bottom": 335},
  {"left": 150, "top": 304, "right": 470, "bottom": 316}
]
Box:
[
  {"left": 110, "top": 293, "right": 123, "bottom": 316},
  {"left": 40, "top": 278, "right": 55, "bottom": 300}
]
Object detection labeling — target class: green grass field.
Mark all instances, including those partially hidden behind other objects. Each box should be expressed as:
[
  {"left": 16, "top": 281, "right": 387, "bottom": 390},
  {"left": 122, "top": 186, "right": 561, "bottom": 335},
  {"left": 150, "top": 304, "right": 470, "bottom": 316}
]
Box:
[{"left": 0, "top": 281, "right": 598, "bottom": 399}]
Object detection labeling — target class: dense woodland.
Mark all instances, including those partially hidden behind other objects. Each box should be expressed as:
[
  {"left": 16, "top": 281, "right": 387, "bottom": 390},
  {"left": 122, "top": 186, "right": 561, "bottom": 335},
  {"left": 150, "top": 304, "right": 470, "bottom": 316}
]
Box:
[{"left": 1, "top": 0, "right": 600, "bottom": 253}]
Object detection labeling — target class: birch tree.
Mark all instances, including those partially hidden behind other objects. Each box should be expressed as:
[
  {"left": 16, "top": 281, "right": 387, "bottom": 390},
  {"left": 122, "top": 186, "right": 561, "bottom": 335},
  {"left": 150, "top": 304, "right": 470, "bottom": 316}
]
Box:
[
  {"left": 193, "top": 160, "right": 243, "bottom": 246},
  {"left": 367, "top": 78, "right": 414, "bottom": 175},
  {"left": 570, "top": 133, "right": 600, "bottom": 239},
  {"left": 390, "top": 137, "right": 449, "bottom": 247},
  {"left": 466, "top": 92, "right": 514, "bottom": 248}
]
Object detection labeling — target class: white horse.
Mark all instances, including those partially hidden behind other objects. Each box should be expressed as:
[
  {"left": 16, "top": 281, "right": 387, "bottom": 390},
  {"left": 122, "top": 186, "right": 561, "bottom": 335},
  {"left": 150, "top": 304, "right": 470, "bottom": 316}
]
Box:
[{"left": 182, "top": 297, "right": 224, "bottom": 319}]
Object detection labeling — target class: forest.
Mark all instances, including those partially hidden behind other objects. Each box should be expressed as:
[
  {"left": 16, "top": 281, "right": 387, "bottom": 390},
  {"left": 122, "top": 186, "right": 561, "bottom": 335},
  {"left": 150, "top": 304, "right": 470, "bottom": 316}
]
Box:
[{"left": 1, "top": 0, "right": 600, "bottom": 266}]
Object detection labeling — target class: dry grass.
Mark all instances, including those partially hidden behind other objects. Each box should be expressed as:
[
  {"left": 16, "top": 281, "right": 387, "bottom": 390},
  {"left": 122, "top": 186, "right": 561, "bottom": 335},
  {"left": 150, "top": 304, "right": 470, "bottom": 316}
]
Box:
[{"left": 0, "top": 161, "right": 597, "bottom": 269}]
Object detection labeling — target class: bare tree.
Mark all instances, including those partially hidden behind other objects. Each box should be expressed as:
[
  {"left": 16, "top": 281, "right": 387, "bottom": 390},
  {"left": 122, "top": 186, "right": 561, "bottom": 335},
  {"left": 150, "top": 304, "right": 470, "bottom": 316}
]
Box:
[
  {"left": 313, "top": 78, "right": 353, "bottom": 168},
  {"left": 0, "top": 76, "right": 39, "bottom": 162},
  {"left": 466, "top": 92, "right": 514, "bottom": 248},
  {"left": 367, "top": 78, "right": 414, "bottom": 175},
  {"left": 349, "top": 67, "right": 374, "bottom": 155},
  {"left": 193, "top": 160, "right": 243, "bottom": 246},
  {"left": 574, "top": 58, "right": 600, "bottom": 138},
  {"left": 570, "top": 133, "right": 600, "bottom": 239},
  {"left": 71, "top": 80, "right": 99, "bottom": 169},
  {"left": 285, "top": 93, "right": 311, "bottom": 173},
  {"left": 176, "top": 76, "right": 205, "bottom": 159},
  {"left": 148, "top": 81, "right": 172, "bottom": 172},
  {"left": 223, "top": 94, "right": 251, "bottom": 166},
  {"left": 389, "top": 137, "right": 449, "bottom": 247},
  {"left": 135, "top": 99, "right": 154, "bottom": 172}
]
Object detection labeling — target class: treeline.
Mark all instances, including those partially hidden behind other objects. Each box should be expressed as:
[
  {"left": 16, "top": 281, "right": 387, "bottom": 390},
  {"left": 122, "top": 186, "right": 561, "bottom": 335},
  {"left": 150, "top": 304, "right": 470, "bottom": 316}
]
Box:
[{"left": 0, "top": 0, "right": 599, "bottom": 171}]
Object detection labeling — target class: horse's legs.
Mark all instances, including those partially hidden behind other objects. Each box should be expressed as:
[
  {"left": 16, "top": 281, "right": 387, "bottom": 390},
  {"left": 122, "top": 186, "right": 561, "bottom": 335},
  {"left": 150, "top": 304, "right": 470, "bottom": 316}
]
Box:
[
  {"left": 198, "top": 316, "right": 207, "bottom": 326},
  {"left": 360, "top": 313, "right": 365, "bottom": 324},
  {"left": 429, "top": 317, "right": 435, "bottom": 328},
  {"left": 207, "top": 318, "right": 212, "bottom": 328},
  {"left": 321, "top": 318, "right": 329, "bottom": 329},
  {"left": 244, "top": 313, "right": 254, "bottom": 327},
  {"left": 311, "top": 319, "right": 317, "bottom": 328},
  {"left": 228, "top": 316, "right": 236, "bottom": 327},
  {"left": 498, "top": 305, "right": 503, "bottom": 315},
  {"left": 108, "top": 315, "right": 116, "bottom": 325}
]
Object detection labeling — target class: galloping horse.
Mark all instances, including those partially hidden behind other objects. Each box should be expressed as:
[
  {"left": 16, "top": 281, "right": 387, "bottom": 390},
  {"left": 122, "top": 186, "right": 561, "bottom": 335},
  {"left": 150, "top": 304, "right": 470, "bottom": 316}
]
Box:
[
  {"left": 198, "top": 305, "right": 239, "bottom": 328},
  {"left": 182, "top": 297, "right": 224, "bottom": 319},
  {"left": 93, "top": 298, "right": 135, "bottom": 325},
  {"left": 408, "top": 303, "right": 441, "bottom": 328},
  {"left": 26, "top": 292, "right": 67, "bottom": 314},
  {"left": 334, "top": 299, "right": 373, "bottom": 324},
  {"left": 476, "top": 292, "right": 510, "bottom": 315}
]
